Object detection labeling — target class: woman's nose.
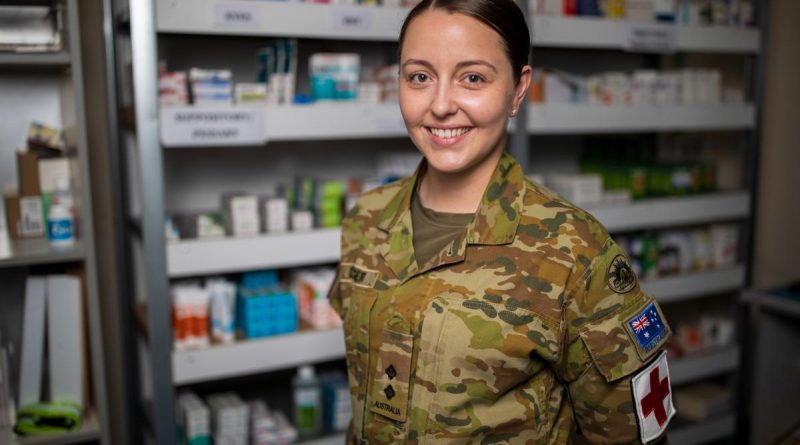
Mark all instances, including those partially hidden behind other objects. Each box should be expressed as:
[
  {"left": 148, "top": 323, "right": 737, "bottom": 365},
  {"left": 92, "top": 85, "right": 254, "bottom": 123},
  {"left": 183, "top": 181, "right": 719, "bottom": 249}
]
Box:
[{"left": 430, "top": 82, "right": 458, "bottom": 118}]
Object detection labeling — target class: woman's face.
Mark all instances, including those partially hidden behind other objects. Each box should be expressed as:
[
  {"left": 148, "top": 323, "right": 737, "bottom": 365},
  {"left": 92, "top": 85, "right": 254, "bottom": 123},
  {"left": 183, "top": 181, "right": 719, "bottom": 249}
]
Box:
[{"left": 399, "top": 9, "right": 530, "bottom": 176}]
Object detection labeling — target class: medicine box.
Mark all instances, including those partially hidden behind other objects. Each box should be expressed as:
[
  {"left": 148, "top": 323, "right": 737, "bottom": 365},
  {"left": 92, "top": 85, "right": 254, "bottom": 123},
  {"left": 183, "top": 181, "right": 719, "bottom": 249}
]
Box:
[
  {"left": 222, "top": 194, "right": 260, "bottom": 237},
  {"left": 237, "top": 284, "right": 298, "bottom": 338},
  {"left": 546, "top": 174, "right": 604, "bottom": 206}
]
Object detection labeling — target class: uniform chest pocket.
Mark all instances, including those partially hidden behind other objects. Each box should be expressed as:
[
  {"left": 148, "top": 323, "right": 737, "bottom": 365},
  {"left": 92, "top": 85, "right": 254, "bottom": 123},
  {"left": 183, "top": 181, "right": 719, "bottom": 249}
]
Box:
[
  {"left": 416, "top": 296, "right": 561, "bottom": 436},
  {"left": 369, "top": 327, "right": 414, "bottom": 423}
]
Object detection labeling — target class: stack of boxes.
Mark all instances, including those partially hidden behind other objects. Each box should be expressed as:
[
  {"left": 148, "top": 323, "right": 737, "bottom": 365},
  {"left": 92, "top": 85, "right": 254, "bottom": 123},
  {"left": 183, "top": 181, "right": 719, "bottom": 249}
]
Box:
[
  {"left": 208, "top": 393, "right": 250, "bottom": 445},
  {"left": 238, "top": 271, "right": 298, "bottom": 339},
  {"left": 178, "top": 392, "right": 211, "bottom": 445}
]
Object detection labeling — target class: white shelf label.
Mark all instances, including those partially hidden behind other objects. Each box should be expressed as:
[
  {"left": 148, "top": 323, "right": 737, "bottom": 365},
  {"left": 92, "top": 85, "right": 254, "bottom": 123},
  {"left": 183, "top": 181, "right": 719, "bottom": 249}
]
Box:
[
  {"left": 331, "top": 8, "right": 372, "bottom": 33},
  {"left": 213, "top": 3, "right": 260, "bottom": 29},
  {"left": 626, "top": 23, "right": 676, "bottom": 52},
  {"left": 160, "top": 107, "right": 267, "bottom": 147}
]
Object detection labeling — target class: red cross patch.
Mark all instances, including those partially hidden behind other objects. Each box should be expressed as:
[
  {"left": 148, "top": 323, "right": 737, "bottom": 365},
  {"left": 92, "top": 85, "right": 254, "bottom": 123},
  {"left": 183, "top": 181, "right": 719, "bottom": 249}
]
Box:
[{"left": 632, "top": 351, "right": 675, "bottom": 443}]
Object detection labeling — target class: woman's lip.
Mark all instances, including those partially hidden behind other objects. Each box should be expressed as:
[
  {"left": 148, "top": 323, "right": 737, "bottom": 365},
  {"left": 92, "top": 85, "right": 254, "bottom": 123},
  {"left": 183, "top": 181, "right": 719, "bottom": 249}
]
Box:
[{"left": 425, "top": 127, "right": 473, "bottom": 146}]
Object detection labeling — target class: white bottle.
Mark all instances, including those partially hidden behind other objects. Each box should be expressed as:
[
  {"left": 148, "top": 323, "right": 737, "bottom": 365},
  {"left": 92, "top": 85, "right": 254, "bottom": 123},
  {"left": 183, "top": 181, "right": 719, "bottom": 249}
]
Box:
[
  {"left": 293, "top": 365, "right": 322, "bottom": 438},
  {"left": 47, "top": 203, "right": 74, "bottom": 247}
]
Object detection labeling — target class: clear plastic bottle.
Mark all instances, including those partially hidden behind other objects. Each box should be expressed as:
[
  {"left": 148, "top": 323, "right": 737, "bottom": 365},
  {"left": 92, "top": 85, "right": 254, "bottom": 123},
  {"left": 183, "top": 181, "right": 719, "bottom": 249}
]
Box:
[
  {"left": 293, "top": 365, "right": 322, "bottom": 438},
  {"left": 47, "top": 203, "right": 74, "bottom": 247}
]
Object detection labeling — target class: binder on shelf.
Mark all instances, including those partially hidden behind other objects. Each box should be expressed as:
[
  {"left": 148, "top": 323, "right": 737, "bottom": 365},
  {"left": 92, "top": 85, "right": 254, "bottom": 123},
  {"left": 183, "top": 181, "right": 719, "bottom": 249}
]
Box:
[
  {"left": 18, "top": 277, "right": 47, "bottom": 407},
  {"left": 47, "top": 275, "right": 85, "bottom": 408}
]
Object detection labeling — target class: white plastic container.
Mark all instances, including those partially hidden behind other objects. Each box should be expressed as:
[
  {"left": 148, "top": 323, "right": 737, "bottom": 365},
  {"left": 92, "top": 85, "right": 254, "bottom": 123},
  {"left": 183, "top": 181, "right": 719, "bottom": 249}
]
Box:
[
  {"left": 47, "top": 203, "right": 74, "bottom": 247},
  {"left": 293, "top": 365, "right": 322, "bottom": 438}
]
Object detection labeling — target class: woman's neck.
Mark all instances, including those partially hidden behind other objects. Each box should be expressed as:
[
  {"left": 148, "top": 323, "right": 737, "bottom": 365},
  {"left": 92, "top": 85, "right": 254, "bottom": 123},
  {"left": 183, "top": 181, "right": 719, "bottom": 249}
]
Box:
[{"left": 418, "top": 148, "right": 504, "bottom": 214}]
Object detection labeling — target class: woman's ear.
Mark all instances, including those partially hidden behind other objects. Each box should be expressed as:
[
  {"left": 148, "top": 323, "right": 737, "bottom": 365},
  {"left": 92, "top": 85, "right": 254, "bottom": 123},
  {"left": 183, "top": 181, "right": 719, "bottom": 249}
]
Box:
[{"left": 512, "top": 65, "right": 533, "bottom": 117}]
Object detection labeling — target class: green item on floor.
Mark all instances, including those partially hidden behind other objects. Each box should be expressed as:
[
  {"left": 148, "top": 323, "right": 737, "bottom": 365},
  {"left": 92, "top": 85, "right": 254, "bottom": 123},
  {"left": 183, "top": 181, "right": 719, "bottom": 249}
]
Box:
[{"left": 14, "top": 402, "right": 82, "bottom": 435}]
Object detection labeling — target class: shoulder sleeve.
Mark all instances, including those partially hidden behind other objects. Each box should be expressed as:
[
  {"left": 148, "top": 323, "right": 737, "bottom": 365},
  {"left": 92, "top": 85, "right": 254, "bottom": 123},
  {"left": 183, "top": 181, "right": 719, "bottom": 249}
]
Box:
[{"left": 558, "top": 237, "right": 674, "bottom": 444}]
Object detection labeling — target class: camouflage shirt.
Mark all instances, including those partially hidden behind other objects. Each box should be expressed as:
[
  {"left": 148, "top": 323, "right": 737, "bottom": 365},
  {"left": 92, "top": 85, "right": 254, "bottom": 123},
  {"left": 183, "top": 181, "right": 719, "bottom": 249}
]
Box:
[{"left": 328, "top": 153, "right": 673, "bottom": 444}]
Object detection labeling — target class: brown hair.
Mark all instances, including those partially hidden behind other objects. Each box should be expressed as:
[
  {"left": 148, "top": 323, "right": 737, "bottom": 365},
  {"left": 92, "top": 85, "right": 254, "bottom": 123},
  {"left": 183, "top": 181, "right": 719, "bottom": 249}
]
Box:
[{"left": 398, "top": 0, "right": 532, "bottom": 84}]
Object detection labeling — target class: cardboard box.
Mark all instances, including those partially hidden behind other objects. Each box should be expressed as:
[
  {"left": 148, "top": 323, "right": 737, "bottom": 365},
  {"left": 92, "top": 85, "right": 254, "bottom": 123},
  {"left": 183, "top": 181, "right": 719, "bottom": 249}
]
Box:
[
  {"left": 17, "top": 151, "right": 41, "bottom": 197},
  {"left": 3, "top": 192, "right": 21, "bottom": 240}
]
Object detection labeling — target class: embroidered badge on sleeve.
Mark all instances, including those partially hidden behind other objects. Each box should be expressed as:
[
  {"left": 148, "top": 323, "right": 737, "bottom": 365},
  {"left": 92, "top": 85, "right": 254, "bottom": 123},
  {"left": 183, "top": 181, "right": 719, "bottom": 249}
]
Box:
[
  {"left": 632, "top": 351, "right": 675, "bottom": 443},
  {"left": 624, "top": 302, "right": 668, "bottom": 358},
  {"left": 607, "top": 254, "right": 637, "bottom": 293}
]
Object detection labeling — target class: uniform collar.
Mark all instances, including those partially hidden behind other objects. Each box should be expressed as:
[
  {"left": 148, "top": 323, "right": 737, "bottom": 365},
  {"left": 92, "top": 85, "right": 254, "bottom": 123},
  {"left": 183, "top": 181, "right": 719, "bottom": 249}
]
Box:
[{"left": 376, "top": 152, "right": 526, "bottom": 281}]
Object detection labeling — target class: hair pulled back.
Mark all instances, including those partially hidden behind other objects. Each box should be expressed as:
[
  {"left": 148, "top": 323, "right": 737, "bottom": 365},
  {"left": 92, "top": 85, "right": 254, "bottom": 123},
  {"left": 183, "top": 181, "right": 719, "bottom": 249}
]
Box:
[{"left": 398, "top": 0, "right": 531, "bottom": 84}]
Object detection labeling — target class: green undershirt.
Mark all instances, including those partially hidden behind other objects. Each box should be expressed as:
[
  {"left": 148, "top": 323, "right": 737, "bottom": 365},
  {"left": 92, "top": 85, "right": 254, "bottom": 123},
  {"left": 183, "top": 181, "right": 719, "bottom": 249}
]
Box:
[{"left": 411, "top": 188, "right": 474, "bottom": 268}]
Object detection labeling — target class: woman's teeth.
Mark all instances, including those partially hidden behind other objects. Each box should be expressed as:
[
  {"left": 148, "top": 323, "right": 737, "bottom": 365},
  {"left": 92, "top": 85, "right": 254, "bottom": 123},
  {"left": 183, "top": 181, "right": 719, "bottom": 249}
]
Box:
[{"left": 429, "top": 127, "right": 471, "bottom": 139}]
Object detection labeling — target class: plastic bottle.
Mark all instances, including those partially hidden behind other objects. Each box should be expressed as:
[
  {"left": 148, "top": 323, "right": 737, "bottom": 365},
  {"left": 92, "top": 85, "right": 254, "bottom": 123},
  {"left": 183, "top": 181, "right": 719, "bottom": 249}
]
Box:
[
  {"left": 47, "top": 203, "right": 74, "bottom": 247},
  {"left": 293, "top": 365, "right": 322, "bottom": 438}
]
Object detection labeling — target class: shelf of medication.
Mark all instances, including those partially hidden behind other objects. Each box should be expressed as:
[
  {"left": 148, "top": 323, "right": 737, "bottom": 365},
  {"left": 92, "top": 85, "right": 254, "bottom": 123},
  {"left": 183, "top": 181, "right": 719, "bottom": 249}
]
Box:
[
  {"left": 1, "top": 412, "right": 100, "bottom": 445},
  {"left": 166, "top": 192, "right": 749, "bottom": 277},
  {"left": 669, "top": 346, "right": 740, "bottom": 387},
  {"left": 587, "top": 191, "right": 750, "bottom": 233},
  {"left": 156, "top": 0, "right": 410, "bottom": 41},
  {"left": 526, "top": 104, "right": 756, "bottom": 134},
  {"left": 154, "top": 0, "right": 760, "bottom": 54},
  {"left": 667, "top": 413, "right": 736, "bottom": 445},
  {"left": 172, "top": 328, "right": 345, "bottom": 385},
  {"left": 167, "top": 228, "right": 340, "bottom": 278},
  {"left": 0, "top": 238, "right": 84, "bottom": 269},
  {"left": 643, "top": 265, "right": 745, "bottom": 304},
  {"left": 171, "top": 265, "right": 741, "bottom": 385},
  {"left": 532, "top": 15, "right": 760, "bottom": 53},
  {"left": 0, "top": 52, "right": 71, "bottom": 69}
]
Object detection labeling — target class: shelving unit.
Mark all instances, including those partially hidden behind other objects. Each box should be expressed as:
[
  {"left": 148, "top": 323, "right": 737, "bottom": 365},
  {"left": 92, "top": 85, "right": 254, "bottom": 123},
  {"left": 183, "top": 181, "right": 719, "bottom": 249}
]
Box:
[
  {"left": 113, "top": 0, "right": 766, "bottom": 443},
  {"left": 0, "top": 1, "right": 109, "bottom": 444}
]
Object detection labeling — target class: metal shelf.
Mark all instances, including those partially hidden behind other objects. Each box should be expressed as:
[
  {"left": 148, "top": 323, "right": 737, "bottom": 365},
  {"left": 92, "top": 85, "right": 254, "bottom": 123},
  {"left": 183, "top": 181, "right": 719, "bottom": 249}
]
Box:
[
  {"left": 0, "top": 52, "right": 71, "bottom": 69},
  {"left": 156, "top": 0, "right": 408, "bottom": 41},
  {"left": 167, "top": 228, "right": 340, "bottom": 278},
  {"left": 670, "top": 346, "right": 740, "bottom": 386},
  {"left": 527, "top": 104, "right": 756, "bottom": 134},
  {"left": 173, "top": 328, "right": 345, "bottom": 385},
  {"left": 587, "top": 191, "right": 751, "bottom": 232},
  {"left": 166, "top": 194, "right": 748, "bottom": 278},
  {"left": 643, "top": 266, "right": 746, "bottom": 304},
  {"left": 667, "top": 414, "right": 736, "bottom": 445},
  {"left": 0, "top": 413, "right": 100, "bottom": 445},
  {"left": 0, "top": 238, "right": 84, "bottom": 269},
  {"left": 532, "top": 15, "right": 760, "bottom": 53}
]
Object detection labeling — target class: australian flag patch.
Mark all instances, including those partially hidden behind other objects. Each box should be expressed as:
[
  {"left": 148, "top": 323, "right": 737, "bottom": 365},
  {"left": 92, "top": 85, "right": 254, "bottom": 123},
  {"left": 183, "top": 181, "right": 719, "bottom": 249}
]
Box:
[{"left": 625, "top": 302, "right": 668, "bottom": 355}]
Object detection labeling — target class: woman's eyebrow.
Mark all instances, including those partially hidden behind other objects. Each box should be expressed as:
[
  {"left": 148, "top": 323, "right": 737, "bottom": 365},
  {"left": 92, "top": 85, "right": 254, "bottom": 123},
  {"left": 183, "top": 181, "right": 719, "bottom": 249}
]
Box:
[{"left": 401, "top": 59, "right": 497, "bottom": 73}]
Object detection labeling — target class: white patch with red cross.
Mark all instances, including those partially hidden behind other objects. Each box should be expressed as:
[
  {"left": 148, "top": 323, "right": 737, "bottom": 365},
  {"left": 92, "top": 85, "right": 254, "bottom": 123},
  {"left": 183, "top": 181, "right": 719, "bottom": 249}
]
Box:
[{"left": 632, "top": 350, "right": 675, "bottom": 443}]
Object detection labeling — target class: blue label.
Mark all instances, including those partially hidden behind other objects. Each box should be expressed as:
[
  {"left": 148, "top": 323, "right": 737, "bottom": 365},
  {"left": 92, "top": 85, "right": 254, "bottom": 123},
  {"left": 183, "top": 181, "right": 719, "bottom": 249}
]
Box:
[
  {"left": 48, "top": 218, "right": 73, "bottom": 241},
  {"left": 627, "top": 302, "right": 667, "bottom": 353}
]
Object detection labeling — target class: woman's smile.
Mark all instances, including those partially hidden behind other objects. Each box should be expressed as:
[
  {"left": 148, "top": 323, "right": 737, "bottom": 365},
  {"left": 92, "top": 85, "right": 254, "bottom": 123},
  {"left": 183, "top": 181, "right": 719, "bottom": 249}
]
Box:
[{"left": 425, "top": 126, "right": 474, "bottom": 146}]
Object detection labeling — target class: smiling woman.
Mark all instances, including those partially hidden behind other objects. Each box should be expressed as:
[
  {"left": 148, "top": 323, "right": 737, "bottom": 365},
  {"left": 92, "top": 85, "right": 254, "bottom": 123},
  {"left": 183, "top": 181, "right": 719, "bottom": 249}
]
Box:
[{"left": 327, "top": 1, "right": 675, "bottom": 444}]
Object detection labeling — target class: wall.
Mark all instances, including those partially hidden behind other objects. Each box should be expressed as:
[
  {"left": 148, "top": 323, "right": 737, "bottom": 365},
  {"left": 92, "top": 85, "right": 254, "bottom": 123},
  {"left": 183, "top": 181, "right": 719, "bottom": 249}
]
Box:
[{"left": 753, "top": 0, "right": 800, "bottom": 288}]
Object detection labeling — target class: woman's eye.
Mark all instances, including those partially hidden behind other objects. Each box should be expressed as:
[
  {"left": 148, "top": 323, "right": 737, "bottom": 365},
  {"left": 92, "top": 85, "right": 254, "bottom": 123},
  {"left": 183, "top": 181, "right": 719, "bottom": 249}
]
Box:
[
  {"left": 465, "top": 74, "right": 485, "bottom": 84},
  {"left": 409, "top": 73, "right": 429, "bottom": 83}
]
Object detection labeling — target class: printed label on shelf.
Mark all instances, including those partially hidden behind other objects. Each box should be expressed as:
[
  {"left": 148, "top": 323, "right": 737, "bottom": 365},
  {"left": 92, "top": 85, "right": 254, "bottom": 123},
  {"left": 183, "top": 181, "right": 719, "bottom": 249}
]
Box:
[
  {"left": 331, "top": 8, "right": 372, "bottom": 33},
  {"left": 213, "top": 3, "right": 261, "bottom": 29},
  {"left": 626, "top": 23, "right": 676, "bottom": 52},
  {"left": 160, "top": 107, "right": 267, "bottom": 147}
]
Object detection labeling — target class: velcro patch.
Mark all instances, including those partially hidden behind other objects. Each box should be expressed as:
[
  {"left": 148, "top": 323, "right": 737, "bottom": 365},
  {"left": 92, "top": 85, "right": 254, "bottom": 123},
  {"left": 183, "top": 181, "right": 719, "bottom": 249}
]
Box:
[
  {"left": 339, "top": 263, "right": 379, "bottom": 288},
  {"left": 624, "top": 302, "right": 669, "bottom": 360},
  {"left": 632, "top": 351, "right": 675, "bottom": 443}
]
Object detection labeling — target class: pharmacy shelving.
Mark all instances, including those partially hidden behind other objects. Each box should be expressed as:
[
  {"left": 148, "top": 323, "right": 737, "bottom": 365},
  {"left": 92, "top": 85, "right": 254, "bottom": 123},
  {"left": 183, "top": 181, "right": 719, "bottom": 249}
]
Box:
[
  {"left": 643, "top": 266, "right": 746, "bottom": 304},
  {"left": 667, "top": 414, "right": 737, "bottom": 445},
  {"left": 0, "top": 239, "right": 84, "bottom": 268},
  {"left": 670, "top": 346, "right": 741, "bottom": 387},
  {"left": 587, "top": 191, "right": 751, "bottom": 232},
  {"left": 167, "top": 228, "right": 341, "bottom": 278},
  {"left": 531, "top": 15, "right": 760, "bottom": 53},
  {"left": 301, "top": 433, "right": 347, "bottom": 445},
  {"left": 0, "top": 52, "right": 72, "bottom": 69},
  {"left": 0, "top": 413, "right": 100, "bottom": 445},
  {"left": 166, "top": 193, "right": 750, "bottom": 278},
  {"left": 159, "top": 103, "right": 755, "bottom": 147},
  {"left": 0, "top": 1, "right": 109, "bottom": 444},
  {"left": 527, "top": 104, "right": 756, "bottom": 134},
  {"left": 155, "top": 0, "right": 408, "bottom": 41},
  {"left": 172, "top": 303, "right": 737, "bottom": 386},
  {"left": 173, "top": 328, "right": 345, "bottom": 385}
]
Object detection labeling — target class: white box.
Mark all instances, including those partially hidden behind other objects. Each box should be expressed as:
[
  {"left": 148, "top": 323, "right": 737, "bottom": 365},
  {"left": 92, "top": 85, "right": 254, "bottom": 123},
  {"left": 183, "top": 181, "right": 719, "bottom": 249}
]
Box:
[
  {"left": 19, "top": 196, "right": 44, "bottom": 238},
  {"left": 19, "top": 277, "right": 47, "bottom": 407},
  {"left": 38, "top": 158, "right": 72, "bottom": 194},
  {"left": 546, "top": 174, "right": 604, "bottom": 206},
  {"left": 262, "top": 197, "right": 289, "bottom": 234},
  {"left": 223, "top": 194, "right": 260, "bottom": 237},
  {"left": 47, "top": 275, "right": 84, "bottom": 408}
]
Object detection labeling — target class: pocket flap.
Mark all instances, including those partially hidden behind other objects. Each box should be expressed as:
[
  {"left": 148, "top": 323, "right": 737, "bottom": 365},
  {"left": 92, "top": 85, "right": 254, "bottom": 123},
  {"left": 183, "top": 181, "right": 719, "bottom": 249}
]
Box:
[{"left": 369, "top": 328, "right": 413, "bottom": 423}]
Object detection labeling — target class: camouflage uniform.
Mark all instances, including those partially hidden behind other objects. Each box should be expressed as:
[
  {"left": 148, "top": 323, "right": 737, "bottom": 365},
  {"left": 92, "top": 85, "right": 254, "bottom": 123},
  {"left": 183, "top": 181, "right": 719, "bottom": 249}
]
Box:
[{"left": 328, "top": 153, "right": 672, "bottom": 444}]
